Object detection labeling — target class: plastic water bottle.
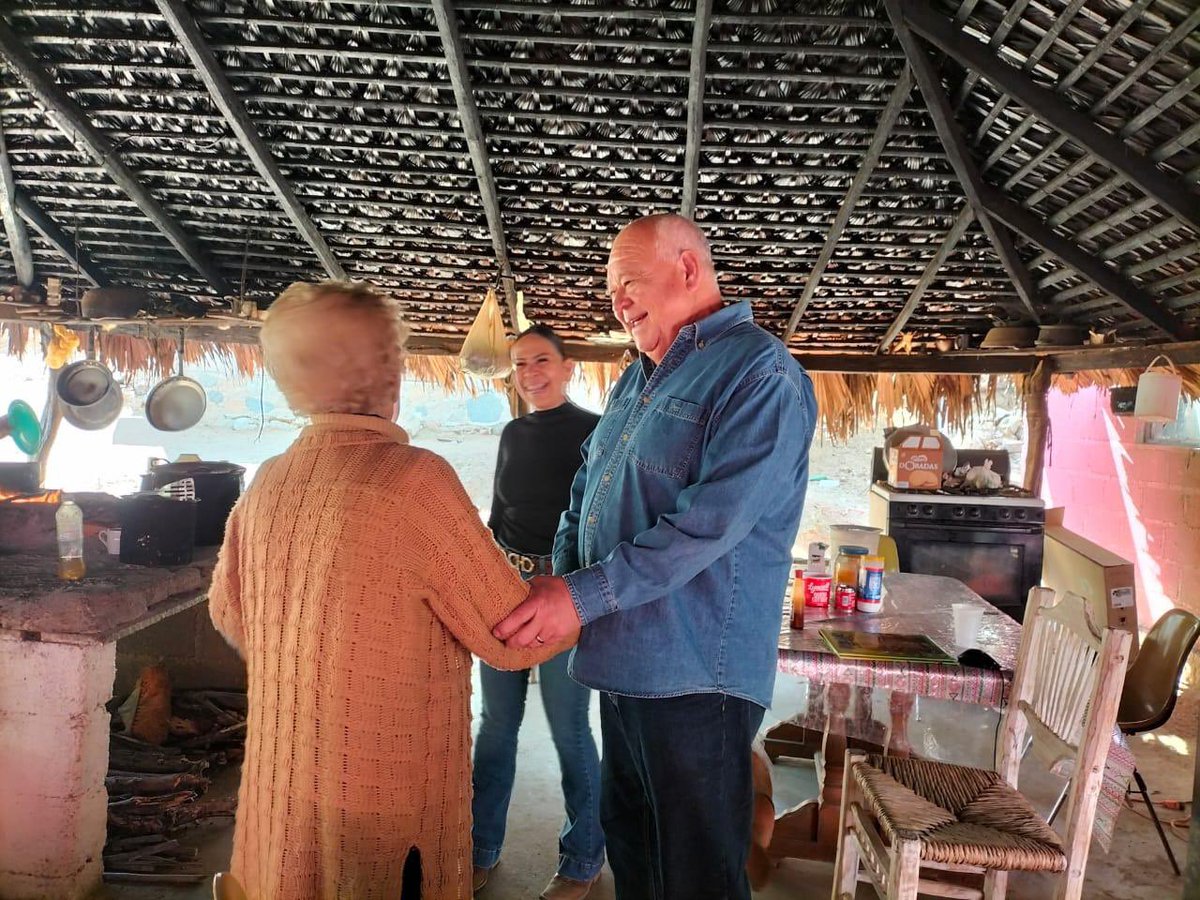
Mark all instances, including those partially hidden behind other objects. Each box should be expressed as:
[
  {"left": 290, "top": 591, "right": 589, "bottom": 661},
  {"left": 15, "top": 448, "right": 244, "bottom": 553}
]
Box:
[{"left": 56, "top": 499, "right": 86, "bottom": 581}]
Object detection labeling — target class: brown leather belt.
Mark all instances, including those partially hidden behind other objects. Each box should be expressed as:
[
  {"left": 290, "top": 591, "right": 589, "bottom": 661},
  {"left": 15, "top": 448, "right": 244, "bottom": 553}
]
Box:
[{"left": 504, "top": 550, "right": 552, "bottom": 576}]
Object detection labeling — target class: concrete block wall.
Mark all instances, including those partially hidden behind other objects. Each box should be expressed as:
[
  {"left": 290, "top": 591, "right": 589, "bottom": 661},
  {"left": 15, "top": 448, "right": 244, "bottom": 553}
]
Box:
[
  {"left": 114, "top": 602, "right": 246, "bottom": 701},
  {"left": 1041, "top": 386, "right": 1200, "bottom": 628},
  {"left": 0, "top": 634, "right": 115, "bottom": 899}
]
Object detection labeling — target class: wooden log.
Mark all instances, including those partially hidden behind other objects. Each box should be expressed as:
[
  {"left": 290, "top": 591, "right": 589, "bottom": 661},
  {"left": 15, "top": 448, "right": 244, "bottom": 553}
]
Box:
[
  {"left": 1023, "top": 363, "right": 1051, "bottom": 495},
  {"left": 105, "top": 771, "right": 210, "bottom": 796}
]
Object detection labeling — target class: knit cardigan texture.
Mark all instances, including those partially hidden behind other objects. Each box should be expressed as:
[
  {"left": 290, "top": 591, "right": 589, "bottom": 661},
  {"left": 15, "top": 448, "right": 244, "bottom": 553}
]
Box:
[{"left": 209, "top": 414, "right": 569, "bottom": 899}]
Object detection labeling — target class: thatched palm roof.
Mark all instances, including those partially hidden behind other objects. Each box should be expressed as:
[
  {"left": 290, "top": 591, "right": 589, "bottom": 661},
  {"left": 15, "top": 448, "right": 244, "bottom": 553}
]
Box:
[{"left": 0, "top": 0, "right": 1195, "bottom": 376}]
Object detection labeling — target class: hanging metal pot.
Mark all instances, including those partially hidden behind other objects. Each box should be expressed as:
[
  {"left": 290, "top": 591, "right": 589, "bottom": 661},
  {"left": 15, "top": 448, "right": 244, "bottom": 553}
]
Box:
[
  {"left": 56, "top": 328, "right": 123, "bottom": 431},
  {"left": 146, "top": 331, "right": 206, "bottom": 432}
]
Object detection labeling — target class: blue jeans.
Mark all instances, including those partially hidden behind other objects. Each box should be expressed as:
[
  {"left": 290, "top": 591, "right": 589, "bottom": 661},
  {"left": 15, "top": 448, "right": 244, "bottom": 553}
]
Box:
[
  {"left": 472, "top": 649, "right": 605, "bottom": 881},
  {"left": 600, "top": 692, "right": 765, "bottom": 900}
]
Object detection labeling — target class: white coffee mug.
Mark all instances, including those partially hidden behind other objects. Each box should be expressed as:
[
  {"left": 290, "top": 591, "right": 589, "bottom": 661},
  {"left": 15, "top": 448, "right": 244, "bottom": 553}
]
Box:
[{"left": 98, "top": 528, "right": 121, "bottom": 555}]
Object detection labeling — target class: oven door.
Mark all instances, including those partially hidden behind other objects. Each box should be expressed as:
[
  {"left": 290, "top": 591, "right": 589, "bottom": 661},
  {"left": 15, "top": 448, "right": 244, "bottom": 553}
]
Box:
[{"left": 889, "top": 522, "right": 1044, "bottom": 621}]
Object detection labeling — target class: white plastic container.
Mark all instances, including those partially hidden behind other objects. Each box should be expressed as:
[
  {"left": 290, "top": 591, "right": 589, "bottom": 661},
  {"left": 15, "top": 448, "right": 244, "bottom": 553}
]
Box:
[
  {"left": 1134, "top": 355, "right": 1182, "bottom": 423},
  {"left": 830, "top": 524, "right": 881, "bottom": 556}
]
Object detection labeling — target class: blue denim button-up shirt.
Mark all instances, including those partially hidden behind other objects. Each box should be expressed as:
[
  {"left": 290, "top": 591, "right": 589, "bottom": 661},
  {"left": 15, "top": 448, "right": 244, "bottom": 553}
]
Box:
[{"left": 553, "top": 301, "right": 816, "bottom": 708}]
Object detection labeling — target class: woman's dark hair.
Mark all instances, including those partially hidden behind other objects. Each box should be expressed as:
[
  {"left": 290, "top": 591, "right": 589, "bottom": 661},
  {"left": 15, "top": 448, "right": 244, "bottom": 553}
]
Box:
[{"left": 513, "top": 323, "right": 569, "bottom": 359}]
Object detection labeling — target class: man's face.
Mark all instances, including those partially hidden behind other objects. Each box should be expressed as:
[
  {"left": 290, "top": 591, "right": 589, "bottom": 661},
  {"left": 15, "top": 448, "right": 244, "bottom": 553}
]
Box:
[{"left": 606, "top": 224, "right": 699, "bottom": 364}]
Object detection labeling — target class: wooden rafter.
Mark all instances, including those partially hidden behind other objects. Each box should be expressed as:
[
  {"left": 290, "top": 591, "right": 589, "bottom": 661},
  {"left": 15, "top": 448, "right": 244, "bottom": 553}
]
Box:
[
  {"left": 0, "top": 121, "right": 33, "bottom": 287},
  {"left": 977, "top": 185, "right": 1188, "bottom": 340},
  {"left": 900, "top": 0, "right": 1200, "bottom": 237},
  {"left": 0, "top": 20, "right": 229, "bottom": 295},
  {"left": 681, "top": 0, "right": 713, "bottom": 219},
  {"left": 429, "top": 0, "right": 520, "bottom": 329},
  {"left": 783, "top": 65, "right": 913, "bottom": 341},
  {"left": 877, "top": 204, "right": 975, "bottom": 353},
  {"left": 13, "top": 189, "right": 109, "bottom": 287},
  {"left": 154, "top": 0, "right": 347, "bottom": 281},
  {"left": 883, "top": 0, "right": 1044, "bottom": 325}
]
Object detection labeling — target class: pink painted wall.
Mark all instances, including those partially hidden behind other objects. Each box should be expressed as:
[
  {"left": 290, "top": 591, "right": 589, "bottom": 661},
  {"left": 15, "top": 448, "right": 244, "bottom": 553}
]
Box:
[{"left": 1041, "top": 386, "right": 1200, "bottom": 627}]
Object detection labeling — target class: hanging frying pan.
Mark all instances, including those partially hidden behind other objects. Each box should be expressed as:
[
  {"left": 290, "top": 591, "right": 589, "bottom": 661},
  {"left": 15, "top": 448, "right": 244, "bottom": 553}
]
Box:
[
  {"left": 146, "top": 331, "right": 206, "bottom": 432},
  {"left": 56, "top": 328, "right": 123, "bottom": 431}
]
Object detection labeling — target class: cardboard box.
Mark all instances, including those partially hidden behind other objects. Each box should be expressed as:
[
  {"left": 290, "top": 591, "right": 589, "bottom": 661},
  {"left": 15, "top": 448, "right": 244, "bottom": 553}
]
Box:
[
  {"left": 1042, "top": 509, "right": 1139, "bottom": 656},
  {"left": 886, "top": 433, "right": 945, "bottom": 489}
]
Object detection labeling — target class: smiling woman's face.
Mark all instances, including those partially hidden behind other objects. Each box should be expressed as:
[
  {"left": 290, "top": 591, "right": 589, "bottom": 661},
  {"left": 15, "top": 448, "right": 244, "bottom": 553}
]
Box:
[{"left": 511, "top": 333, "right": 574, "bottom": 412}]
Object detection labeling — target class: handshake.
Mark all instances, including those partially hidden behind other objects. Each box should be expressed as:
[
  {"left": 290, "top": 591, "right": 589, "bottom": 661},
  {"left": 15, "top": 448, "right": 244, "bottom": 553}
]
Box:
[{"left": 493, "top": 575, "right": 582, "bottom": 649}]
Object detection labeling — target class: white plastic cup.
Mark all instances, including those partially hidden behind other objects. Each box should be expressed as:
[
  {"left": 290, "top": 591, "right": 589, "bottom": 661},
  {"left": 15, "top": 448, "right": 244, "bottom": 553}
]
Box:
[{"left": 952, "top": 603, "right": 984, "bottom": 648}]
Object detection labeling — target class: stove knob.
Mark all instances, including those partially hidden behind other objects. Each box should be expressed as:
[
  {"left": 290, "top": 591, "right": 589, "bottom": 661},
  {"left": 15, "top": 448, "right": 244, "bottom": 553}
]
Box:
[
  {"left": 952, "top": 507, "right": 965, "bottom": 518},
  {"left": 907, "top": 504, "right": 920, "bottom": 517},
  {"left": 1015, "top": 509, "right": 1026, "bottom": 520},
  {"left": 969, "top": 507, "right": 982, "bottom": 518},
  {"left": 1000, "top": 509, "right": 1012, "bottom": 519},
  {"left": 922, "top": 504, "right": 935, "bottom": 517}
]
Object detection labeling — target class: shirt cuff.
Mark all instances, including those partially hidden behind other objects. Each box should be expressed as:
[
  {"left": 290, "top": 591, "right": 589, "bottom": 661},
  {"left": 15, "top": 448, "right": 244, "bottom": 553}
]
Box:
[{"left": 562, "top": 565, "right": 618, "bottom": 626}]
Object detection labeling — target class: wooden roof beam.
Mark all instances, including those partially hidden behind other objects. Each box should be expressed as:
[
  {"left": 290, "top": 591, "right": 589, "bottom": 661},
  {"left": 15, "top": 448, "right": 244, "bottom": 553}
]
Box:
[
  {"left": 783, "top": 66, "right": 913, "bottom": 341},
  {"left": 0, "top": 19, "right": 229, "bottom": 295},
  {"left": 154, "top": 0, "right": 346, "bottom": 281},
  {"left": 429, "top": 0, "right": 519, "bottom": 328},
  {"left": 976, "top": 184, "right": 1189, "bottom": 340},
  {"left": 883, "top": 0, "right": 1044, "bottom": 326},
  {"left": 877, "top": 204, "right": 975, "bottom": 352},
  {"left": 0, "top": 121, "right": 33, "bottom": 287},
  {"left": 899, "top": 0, "right": 1200, "bottom": 237},
  {"left": 680, "top": 0, "right": 713, "bottom": 220},
  {"left": 12, "top": 189, "right": 109, "bottom": 287}
]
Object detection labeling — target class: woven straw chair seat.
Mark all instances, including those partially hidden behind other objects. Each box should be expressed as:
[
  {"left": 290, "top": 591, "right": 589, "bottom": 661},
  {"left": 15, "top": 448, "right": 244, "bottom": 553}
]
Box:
[{"left": 852, "top": 756, "right": 1066, "bottom": 873}]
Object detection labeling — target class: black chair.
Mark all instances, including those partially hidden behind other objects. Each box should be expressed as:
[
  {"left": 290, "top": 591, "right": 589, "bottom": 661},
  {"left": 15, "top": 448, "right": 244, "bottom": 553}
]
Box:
[{"left": 1117, "top": 609, "right": 1200, "bottom": 876}]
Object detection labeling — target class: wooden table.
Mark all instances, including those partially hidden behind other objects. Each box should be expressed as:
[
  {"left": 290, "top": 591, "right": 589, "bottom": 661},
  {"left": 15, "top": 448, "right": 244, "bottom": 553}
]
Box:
[{"left": 767, "top": 572, "right": 1132, "bottom": 862}]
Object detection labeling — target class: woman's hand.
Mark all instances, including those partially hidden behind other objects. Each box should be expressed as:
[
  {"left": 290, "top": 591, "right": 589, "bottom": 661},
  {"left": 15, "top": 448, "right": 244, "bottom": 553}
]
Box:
[{"left": 493, "top": 575, "right": 581, "bottom": 649}]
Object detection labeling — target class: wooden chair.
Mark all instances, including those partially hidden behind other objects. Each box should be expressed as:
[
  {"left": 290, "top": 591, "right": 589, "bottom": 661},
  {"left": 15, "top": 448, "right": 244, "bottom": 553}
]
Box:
[
  {"left": 213, "top": 872, "right": 247, "bottom": 900},
  {"left": 830, "top": 587, "right": 1132, "bottom": 900}
]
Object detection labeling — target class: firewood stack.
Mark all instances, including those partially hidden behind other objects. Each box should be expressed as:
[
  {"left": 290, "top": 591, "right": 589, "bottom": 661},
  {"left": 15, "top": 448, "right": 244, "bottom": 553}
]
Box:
[{"left": 104, "top": 673, "right": 246, "bottom": 880}]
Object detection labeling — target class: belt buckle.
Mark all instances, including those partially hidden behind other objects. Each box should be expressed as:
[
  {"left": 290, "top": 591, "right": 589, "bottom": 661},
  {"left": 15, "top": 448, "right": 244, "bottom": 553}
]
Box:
[{"left": 506, "top": 551, "right": 535, "bottom": 575}]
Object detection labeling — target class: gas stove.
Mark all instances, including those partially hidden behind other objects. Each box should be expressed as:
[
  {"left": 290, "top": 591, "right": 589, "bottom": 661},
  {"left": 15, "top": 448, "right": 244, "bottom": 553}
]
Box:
[
  {"left": 870, "top": 482, "right": 1044, "bottom": 516},
  {"left": 867, "top": 483, "right": 1046, "bottom": 620}
]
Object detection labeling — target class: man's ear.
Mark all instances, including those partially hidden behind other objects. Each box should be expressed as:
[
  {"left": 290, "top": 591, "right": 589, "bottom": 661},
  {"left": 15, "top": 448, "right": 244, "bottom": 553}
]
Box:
[{"left": 679, "top": 249, "right": 702, "bottom": 290}]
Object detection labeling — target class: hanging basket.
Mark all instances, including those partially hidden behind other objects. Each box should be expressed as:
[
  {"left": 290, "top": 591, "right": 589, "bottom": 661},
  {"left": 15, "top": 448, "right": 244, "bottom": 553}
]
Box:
[{"left": 1133, "top": 355, "right": 1182, "bottom": 423}]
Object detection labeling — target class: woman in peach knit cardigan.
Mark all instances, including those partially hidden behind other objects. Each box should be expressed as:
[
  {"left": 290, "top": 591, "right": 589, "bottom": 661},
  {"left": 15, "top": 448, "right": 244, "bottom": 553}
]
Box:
[{"left": 209, "top": 281, "right": 574, "bottom": 899}]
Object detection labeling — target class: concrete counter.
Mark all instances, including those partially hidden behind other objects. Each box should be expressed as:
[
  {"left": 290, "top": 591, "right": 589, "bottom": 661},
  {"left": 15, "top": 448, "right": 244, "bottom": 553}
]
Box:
[{"left": 0, "top": 547, "right": 222, "bottom": 899}]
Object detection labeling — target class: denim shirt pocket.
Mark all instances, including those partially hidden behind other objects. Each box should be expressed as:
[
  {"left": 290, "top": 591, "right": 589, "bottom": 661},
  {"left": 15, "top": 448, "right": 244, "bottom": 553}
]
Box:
[{"left": 632, "top": 396, "right": 709, "bottom": 480}]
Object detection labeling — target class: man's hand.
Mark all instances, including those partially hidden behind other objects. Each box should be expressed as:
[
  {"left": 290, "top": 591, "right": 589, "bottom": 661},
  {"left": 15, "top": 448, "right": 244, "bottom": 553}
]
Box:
[{"left": 493, "top": 575, "right": 581, "bottom": 649}]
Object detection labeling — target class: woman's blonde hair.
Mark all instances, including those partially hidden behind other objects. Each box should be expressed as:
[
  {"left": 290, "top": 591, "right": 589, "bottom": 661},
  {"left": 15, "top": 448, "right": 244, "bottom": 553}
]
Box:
[{"left": 261, "top": 281, "right": 410, "bottom": 416}]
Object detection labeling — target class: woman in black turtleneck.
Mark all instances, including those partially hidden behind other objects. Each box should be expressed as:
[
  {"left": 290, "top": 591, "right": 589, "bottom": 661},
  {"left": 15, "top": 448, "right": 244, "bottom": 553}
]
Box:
[{"left": 471, "top": 325, "right": 605, "bottom": 900}]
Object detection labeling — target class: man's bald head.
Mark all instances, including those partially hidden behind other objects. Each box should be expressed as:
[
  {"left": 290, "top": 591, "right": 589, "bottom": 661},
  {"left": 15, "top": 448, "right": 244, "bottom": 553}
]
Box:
[{"left": 606, "top": 214, "right": 723, "bottom": 363}]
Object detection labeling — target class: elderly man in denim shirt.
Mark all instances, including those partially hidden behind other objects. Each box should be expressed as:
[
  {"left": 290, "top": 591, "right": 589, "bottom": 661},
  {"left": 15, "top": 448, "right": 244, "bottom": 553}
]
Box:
[{"left": 496, "top": 214, "right": 816, "bottom": 899}]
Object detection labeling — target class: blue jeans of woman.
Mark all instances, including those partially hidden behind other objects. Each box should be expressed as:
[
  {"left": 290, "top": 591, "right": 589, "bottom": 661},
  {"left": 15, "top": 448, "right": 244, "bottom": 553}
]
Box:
[{"left": 472, "top": 642, "right": 605, "bottom": 880}]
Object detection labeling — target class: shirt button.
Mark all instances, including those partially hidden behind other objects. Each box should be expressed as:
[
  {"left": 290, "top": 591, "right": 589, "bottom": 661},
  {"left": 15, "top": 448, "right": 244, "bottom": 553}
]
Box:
[
  {"left": 602, "top": 474, "right": 611, "bottom": 483},
  {"left": 641, "top": 396, "right": 650, "bottom": 405},
  {"left": 621, "top": 433, "right": 629, "bottom": 441},
  {"left": 697, "top": 339, "right": 706, "bottom": 349},
  {"left": 587, "top": 515, "right": 597, "bottom": 524}
]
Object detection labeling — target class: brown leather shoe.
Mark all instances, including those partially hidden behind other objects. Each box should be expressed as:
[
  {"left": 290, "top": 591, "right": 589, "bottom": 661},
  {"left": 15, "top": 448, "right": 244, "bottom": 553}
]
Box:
[
  {"left": 539, "top": 873, "right": 600, "bottom": 900},
  {"left": 472, "top": 865, "right": 493, "bottom": 893}
]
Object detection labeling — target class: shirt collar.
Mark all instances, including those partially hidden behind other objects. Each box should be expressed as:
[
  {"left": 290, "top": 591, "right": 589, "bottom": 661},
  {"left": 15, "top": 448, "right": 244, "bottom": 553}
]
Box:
[
  {"left": 691, "top": 301, "right": 753, "bottom": 349},
  {"left": 638, "top": 301, "right": 754, "bottom": 376}
]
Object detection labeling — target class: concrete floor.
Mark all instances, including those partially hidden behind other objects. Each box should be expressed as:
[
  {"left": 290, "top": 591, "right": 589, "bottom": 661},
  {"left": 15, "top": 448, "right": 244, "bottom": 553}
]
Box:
[{"left": 100, "top": 666, "right": 1195, "bottom": 899}]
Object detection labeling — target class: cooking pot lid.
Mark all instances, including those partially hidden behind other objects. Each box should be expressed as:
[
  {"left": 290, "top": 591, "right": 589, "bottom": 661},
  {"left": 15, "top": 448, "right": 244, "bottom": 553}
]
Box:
[
  {"left": 57, "top": 361, "right": 115, "bottom": 407},
  {"left": 146, "top": 376, "right": 207, "bottom": 432}
]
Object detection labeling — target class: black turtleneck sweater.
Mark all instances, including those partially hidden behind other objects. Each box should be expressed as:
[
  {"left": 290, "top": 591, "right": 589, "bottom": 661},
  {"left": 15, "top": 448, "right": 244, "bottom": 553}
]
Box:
[{"left": 488, "top": 401, "right": 600, "bottom": 556}]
